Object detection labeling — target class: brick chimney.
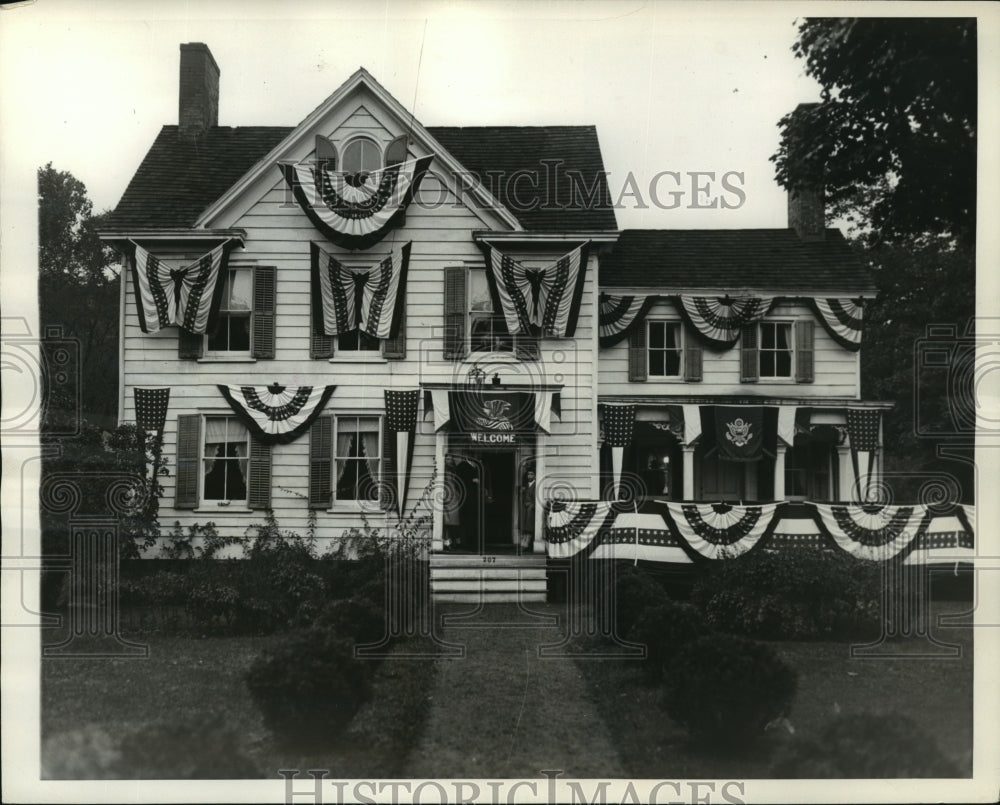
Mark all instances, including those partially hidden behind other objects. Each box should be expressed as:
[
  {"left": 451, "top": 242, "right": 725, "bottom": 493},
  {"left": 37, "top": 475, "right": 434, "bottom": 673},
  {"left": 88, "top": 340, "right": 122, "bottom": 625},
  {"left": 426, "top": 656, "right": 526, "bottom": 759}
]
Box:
[
  {"left": 179, "top": 43, "right": 219, "bottom": 140},
  {"left": 785, "top": 102, "right": 825, "bottom": 241}
]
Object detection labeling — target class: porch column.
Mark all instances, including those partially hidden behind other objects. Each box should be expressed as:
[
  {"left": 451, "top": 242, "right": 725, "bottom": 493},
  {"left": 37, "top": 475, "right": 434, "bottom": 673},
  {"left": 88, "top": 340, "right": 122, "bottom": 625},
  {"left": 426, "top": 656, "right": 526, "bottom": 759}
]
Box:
[
  {"left": 534, "top": 431, "right": 546, "bottom": 554},
  {"left": 682, "top": 445, "right": 695, "bottom": 500},
  {"left": 836, "top": 444, "right": 853, "bottom": 502},
  {"left": 432, "top": 430, "right": 445, "bottom": 551},
  {"left": 774, "top": 444, "right": 786, "bottom": 501}
]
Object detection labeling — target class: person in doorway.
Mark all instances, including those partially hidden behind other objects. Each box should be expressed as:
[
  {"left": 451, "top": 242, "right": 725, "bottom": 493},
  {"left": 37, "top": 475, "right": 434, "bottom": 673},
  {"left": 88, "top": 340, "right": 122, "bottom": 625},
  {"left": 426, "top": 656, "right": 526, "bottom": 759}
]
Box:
[
  {"left": 443, "top": 454, "right": 463, "bottom": 551},
  {"left": 643, "top": 456, "right": 667, "bottom": 498},
  {"left": 519, "top": 469, "right": 536, "bottom": 552},
  {"left": 455, "top": 456, "right": 480, "bottom": 552}
]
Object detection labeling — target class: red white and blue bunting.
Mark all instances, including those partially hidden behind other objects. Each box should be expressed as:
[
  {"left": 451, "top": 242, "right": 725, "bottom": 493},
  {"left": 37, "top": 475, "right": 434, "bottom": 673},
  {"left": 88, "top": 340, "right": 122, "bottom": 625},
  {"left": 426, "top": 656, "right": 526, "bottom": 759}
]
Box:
[
  {"left": 846, "top": 408, "right": 882, "bottom": 501},
  {"left": 485, "top": 244, "right": 589, "bottom": 338},
  {"left": 902, "top": 505, "right": 976, "bottom": 566},
  {"left": 130, "top": 241, "right": 234, "bottom": 335},
  {"left": 601, "top": 403, "right": 636, "bottom": 500},
  {"left": 310, "top": 241, "right": 411, "bottom": 340},
  {"left": 811, "top": 502, "right": 924, "bottom": 561},
  {"left": 546, "top": 500, "right": 619, "bottom": 559},
  {"left": 279, "top": 156, "right": 433, "bottom": 250},
  {"left": 598, "top": 294, "right": 658, "bottom": 347},
  {"left": 134, "top": 388, "right": 170, "bottom": 434},
  {"left": 660, "top": 501, "right": 782, "bottom": 560},
  {"left": 811, "top": 298, "right": 864, "bottom": 351},
  {"left": 217, "top": 384, "right": 336, "bottom": 445},
  {"left": 384, "top": 389, "right": 420, "bottom": 518},
  {"left": 676, "top": 295, "right": 774, "bottom": 347}
]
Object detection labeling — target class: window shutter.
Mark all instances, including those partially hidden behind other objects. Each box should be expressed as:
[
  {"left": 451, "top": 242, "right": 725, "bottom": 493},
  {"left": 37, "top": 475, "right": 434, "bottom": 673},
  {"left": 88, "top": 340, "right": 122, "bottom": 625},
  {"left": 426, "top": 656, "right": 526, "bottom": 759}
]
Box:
[
  {"left": 175, "top": 414, "right": 201, "bottom": 509},
  {"left": 178, "top": 329, "right": 203, "bottom": 359},
  {"left": 740, "top": 323, "right": 759, "bottom": 383},
  {"left": 310, "top": 302, "right": 334, "bottom": 359},
  {"left": 384, "top": 134, "right": 408, "bottom": 167},
  {"left": 443, "top": 267, "right": 467, "bottom": 360},
  {"left": 683, "top": 344, "right": 703, "bottom": 382},
  {"left": 252, "top": 265, "right": 276, "bottom": 359},
  {"left": 308, "top": 415, "right": 332, "bottom": 509},
  {"left": 795, "top": 319, "right": 815, "bottom": 383},
  {"left": 628, "top": 324, "right": 647, "bottom": 382},
  {"left": 246, "top": 436, "right": 272, "bottom": 509},
  {"left": 380, "top": 416, "right": 396, "bottom": 513},
  {"left": 381, "top": 295, "right": 407, "bottom": 359}
]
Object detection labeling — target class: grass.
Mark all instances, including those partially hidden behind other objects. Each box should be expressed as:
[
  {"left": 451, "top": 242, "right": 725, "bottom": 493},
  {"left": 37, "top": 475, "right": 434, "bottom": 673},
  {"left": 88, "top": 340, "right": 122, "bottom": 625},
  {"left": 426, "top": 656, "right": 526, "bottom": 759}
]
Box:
[
  {"left": 574, "top": 599, "right": 974, "bottom": 778},
  {"left": 41, "top": 629, "right": 439, "bottom": 779}
]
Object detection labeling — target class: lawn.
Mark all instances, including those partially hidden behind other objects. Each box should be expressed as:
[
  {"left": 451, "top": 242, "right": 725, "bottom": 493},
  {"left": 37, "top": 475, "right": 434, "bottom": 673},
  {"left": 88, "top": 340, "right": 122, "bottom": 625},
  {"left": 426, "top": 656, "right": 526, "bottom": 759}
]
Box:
[
  {"left": 41, "top": 629, "right": 439, "bottom": 779},
  {"left": 575, "top": 599, "right": 974, "bottom": 779}
]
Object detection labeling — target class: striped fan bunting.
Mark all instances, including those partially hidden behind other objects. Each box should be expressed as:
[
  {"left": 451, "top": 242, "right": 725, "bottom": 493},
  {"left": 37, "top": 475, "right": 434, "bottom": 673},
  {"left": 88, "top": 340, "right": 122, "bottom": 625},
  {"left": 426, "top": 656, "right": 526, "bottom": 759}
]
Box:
[
  {"left": 598, "top": 294, "right": 657, "bottom": 347},
  {"left": 677, "top": 295, "right": 773, "bottom": 346},
  {"left": 217, "top": 384, "right": 336, "bottom": 445},
  {"left": 812, "top": 298, "right": 864, "bottom": 351},
  {"left": 810, "top": 501, "right": 925, "bottom": 561},
  {"left": 660, "top": 501, "right": 780, "bottom": 560}
]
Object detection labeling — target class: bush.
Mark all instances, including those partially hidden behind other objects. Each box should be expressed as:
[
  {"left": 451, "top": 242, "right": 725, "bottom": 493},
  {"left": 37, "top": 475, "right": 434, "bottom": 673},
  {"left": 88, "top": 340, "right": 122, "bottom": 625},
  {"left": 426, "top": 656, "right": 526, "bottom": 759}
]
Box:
[
  {"left": 770, "top": 712, "right": 960, "bottom": 777},
  {"left": 316, "top": 596, "right": 387, "bottom": 645},
  {"left": 690, "top": 550, "right": 882, "bottom": 640},
  {"left": 245, "top": 627, "right": 373, "bottom": 747},
  {"left": 627, "top": 600, "right": 708, "bottom": 680},
  {"left": 663, "top": 634, "right": 797, "bottom": 748},
  {"left": 600, "top": 564, "right": 665, "bottom": 635}
]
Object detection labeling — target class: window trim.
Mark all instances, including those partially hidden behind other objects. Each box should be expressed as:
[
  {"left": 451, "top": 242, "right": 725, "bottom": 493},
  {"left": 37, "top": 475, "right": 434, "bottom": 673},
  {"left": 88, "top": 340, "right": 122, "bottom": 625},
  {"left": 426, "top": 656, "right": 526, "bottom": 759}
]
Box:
[
  {"left": 203, "top": 263, "right": 253, "bottom": 358},
  {"left": 340, "top": 135, "right": 383, "bottom": 174},
  {"left": 645, "top": 318, "right": 685, "bottom": 381},
  {"left": 328, "top": 411, "right": 384, "bottom": 509},
  {"left": 197, "top": 412, "right": 252, "bottom": 510},
  {"left": 757, "top": 319, "right": 796, "bottom": 381}
]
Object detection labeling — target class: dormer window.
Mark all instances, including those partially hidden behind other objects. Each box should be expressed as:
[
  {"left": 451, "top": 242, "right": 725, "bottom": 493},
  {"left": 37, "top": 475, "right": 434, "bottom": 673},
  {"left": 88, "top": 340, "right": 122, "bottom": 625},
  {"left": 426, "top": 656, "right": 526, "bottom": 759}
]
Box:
[{"left": 341, "top": 136, "right": 382, "bottom": 174}]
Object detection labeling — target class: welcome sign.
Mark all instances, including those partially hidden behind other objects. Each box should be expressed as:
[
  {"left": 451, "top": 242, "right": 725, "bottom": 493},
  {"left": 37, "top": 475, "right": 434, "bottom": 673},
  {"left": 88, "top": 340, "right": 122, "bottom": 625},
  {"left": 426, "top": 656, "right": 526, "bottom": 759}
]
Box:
[{"left": 449, "top": 391, "right": 536, "bottom": 444}]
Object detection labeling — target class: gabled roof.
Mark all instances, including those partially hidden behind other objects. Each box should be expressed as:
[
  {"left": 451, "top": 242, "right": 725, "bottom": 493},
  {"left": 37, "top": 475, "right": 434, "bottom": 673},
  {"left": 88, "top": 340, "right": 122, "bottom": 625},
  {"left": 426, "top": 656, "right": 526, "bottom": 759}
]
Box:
[
  {"left": 104, "top": 124, "right": 618, "bottom": 232},
  {"left": 600, "top": 229, "right": 877, "bottom": 296}
]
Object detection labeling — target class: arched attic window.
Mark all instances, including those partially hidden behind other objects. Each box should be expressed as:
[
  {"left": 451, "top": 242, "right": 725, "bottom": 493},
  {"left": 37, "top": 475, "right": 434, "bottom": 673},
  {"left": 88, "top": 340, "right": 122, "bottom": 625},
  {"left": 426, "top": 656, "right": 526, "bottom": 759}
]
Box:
[{"left": 341, "top": 136, "right": 382, "bottom": 174}]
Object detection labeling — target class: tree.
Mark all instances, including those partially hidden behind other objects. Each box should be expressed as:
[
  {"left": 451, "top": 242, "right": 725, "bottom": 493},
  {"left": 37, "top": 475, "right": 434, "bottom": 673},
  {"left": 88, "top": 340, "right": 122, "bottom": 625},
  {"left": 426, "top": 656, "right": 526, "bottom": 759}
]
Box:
[{"left": 38, "top": 163, "right": 120, "bottom": 426}]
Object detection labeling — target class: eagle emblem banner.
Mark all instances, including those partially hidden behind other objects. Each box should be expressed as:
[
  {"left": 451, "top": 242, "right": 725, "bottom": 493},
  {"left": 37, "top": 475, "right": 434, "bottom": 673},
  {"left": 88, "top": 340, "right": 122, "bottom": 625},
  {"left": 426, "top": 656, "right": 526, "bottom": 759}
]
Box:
[
  {"left": 131, "top": 241, "right": 234, "bottom": 335},
  {"left": 677, "top": 295, "right": 774, "bottom": 346},
  {"left": 217, "top": 384, "right": 336, "bottom": 445},
  {"left": 279, "top": 156, "right": 433, "bottom": 250},
  {"left": 598, "top": 293, "right": 658, "bottom": 347},
  {"left": 310, "top": 241, "right": 411, "bottom": 339},
  {"left": 485, "top": 244, "right": 589, "bottom": 338},
  {"left": 812, "top": 298, "right": 864, "bottom": 351},
  {"left": 448, "top": 391, "right": 535, "bottom": 444},
  {"left": 713, "top": 406, "right": 766, "bottom": 461}
]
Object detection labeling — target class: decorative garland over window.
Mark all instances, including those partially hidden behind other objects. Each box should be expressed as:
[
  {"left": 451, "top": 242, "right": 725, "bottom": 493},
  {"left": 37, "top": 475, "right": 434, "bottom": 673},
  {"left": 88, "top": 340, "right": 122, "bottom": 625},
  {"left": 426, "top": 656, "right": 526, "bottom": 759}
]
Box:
[
  {"left": 279, "top": 157, "right": 433, "bottom": 250},
  {"left": 484, "top": 244, "right": 589, "bottom": 337},
  {"left": 598, "top": 293, "right": 658, "bottom": 347},
  {"left": 310, "top": 241, "right": 411, "bottom": 339},
  {"left": 130, "top": 241, "right": 235, "bottom": 334},
  {"left": 217, "top": 384, "right": 336, "bottom": 445}
]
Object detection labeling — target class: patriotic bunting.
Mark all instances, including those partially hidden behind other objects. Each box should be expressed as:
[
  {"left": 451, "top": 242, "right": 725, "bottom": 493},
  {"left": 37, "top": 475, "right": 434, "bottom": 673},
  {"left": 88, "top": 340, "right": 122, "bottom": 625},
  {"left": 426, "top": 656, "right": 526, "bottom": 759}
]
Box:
[
  {"left": 485, "top": 244, "right": 589, "bottom": 337},
  {"left": 812, "top": 298, "right": 864, "bottom": 351},
  {"left": 586, "top": 507, "right": 694, "bottom": 564},
  {"left": 676, "top": 295, "right": 774, "bottom": 347},
  {"left": 660, "top": 502, "right": 781, "bottom": 560},
  {"left": 902, "top": 506, "right": 976, "bottom": 566},
  {"left": 310, "top": 241, "right": 411, "bottom": 339},
  {"left": 217, "top": 384, "right": 336, "bottom": 445},
  {"left": 131, "top": 241, "right": 234, "bottom": 335},
  {"left": 134, "top": 388, "right": 170, "bottom": 434},
  {"left": 546, "top": 500, "right": 618, "bottom": 559},
  {"left": 602, "top": 404, "right": 636, "bottom": 500},
  {"left": 598, "top": 294, "right": 658, "bottom": 347},
  {"left": 810, "top": 502, "right": 925, "bottom": 561},
  {"left": 279, "top": 156, "right": 433, "bottom": 250},
  {"left": 846, "top": 408, "right": 881, "bottom": 501},
  {"left": 713, "top": 406, "right": 767, "bottom": 462},
  {"left": 385, "top": 390, "right": 420, "bottom": 517}
]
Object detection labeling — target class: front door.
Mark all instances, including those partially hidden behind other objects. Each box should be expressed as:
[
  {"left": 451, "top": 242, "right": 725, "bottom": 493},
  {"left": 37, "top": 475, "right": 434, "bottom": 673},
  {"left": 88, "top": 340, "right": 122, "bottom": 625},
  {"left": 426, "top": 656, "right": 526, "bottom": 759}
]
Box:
[{"left": 472, "top": 449, "right": 516, "bottom": 551}]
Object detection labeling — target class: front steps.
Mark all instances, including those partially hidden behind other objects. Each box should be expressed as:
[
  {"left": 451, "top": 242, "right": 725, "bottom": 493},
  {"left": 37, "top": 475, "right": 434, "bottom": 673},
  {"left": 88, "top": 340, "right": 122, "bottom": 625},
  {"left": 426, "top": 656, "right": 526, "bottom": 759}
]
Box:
[{"left": 430, "top": 552, "right": 548, "bottom": 603}]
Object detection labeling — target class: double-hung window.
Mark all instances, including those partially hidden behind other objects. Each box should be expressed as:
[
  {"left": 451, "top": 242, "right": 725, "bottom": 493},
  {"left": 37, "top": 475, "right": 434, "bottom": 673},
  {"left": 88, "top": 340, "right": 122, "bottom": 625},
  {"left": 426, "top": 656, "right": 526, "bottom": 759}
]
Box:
[
  {"left": 206, "top": 268, "right": 252, "bottom": 355},
  {"left": 647, "top": 321, "right": 683, "bottom": 377},
  {"left": 759, "top": 322, "right": 793, "bottom": 378},
  {"left": 468, "top": 269, "right": 515, "bottom": 354},
  {"left": 333, "top": 415, "right": 382, "bottom": 503},
  {"left": 202, "top": 416, "right": 249, "bottom": 503}
]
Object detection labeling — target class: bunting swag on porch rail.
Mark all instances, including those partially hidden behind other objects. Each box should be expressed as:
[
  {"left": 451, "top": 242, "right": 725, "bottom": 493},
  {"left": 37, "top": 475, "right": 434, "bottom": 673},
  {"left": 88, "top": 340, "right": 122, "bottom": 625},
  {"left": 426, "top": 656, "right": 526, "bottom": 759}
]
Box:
[
  {"left": 217, "top": 384, "right": 336, "bottom": 445},
  {"left": 811, "top": 298, "right": 864, "bottom": 351},
  {"left": 310, "top": 241, "right": 411, "bottom": 339},
  {"left": 676, "top": 295, "right": 773, "bottom": 347},
  {"left": 846, "top": 408, "right": 881, "bottom": 501},
  {"left": 279, "top": 156, "right": 433, "bottom": 250},
  {"left": 130, "top": 241, "right": 234, "bottom": 334},
  {"left": 810, "top": 502, "right": 926, "bottom": 561},
  {"left": 601, "top": 403, "right": 636, "bottom": 500},
  {"left": 660, "top": 502, "right": 781, "bottom": 560},
  {"left": 484, "top": 244, "right": 589, "bottom": 337},
  {"left": 598, "top": 294, "right": 658, "bottom": 347},
  {"left": 385, "top": 389, "right": 420, "bottom": 518},
  {"left": 546, "top": 500, "right": 618, "bottom": 559},
  {"left": 134, "top": 388, "right": 170, "bottom": 434}
]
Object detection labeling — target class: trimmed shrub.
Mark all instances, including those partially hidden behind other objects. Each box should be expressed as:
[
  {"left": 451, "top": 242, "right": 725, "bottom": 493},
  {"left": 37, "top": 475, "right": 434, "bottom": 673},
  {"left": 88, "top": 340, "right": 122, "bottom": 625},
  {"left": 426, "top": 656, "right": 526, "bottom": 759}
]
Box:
[
  {"left": 316, "top": 596, "right": 387, "bottom": 645},
  {"left": 663, "top": 634, "right": 798, "bottom": 748},
  {"left": 690, "top": 550, "right": 882, "bottom": 640},
  {"left": 627, "top": 600, "right": 709, "bottom": 680},
  {"left": 770, "top": 712, "right": 961, "bottom": 778},
  {"left": 602, "top": 564, "right": 665, "bottom": 635},
  {"left": 245, "top": 627, "right": 373, "bottom": 747}
]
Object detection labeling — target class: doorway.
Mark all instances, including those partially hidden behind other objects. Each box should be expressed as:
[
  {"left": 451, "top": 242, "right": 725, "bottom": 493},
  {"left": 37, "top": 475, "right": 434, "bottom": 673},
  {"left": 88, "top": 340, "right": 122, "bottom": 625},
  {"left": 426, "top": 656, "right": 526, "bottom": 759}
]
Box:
[{"left": 473, "top": 449, "right": 516, "bottom": 551}]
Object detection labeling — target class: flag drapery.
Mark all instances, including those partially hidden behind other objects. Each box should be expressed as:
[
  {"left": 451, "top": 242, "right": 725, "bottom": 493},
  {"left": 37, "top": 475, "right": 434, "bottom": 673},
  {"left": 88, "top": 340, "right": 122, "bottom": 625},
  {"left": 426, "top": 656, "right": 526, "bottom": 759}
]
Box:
[
  {"left": 484, "top": 244, "right": 589, "bottom": 337},
  {"left": 902, "top": 505, "right": 975, "bottom": 566},
  {"left": 384, "top": 389, "right": 420, "bottom": 517},
  {"left": 598, "top": 294, "right": 657, "bottom": 347},
  {"left": 310, "top": 241, "right": 411, "bottom": 339},
  {"left": 810, "top": 502, "right": 925, "bottom": 561},
  {"left": 660, "top": 502, "right": 781, "bottom": 560},
  {"left": 217, "top": 384, "right": 336, "bottom": 445},
  {"left": 676, "top": 295, "right": 774, "bottom": 346},
  {"left": 424, "top": 388, "right": 560, "bottom": 434},
  {"left": 812, "top": 298, "right": 864, "bottom": 351},
  {"left": 545, "top": 500, "right": 618, "bottom": 559},
  {"left": 134, "top": 388, "right": 170, "bottom": 433},
  {"left": 279, "top": 156, "right": 433, "bottom": 250},
  {"left": 846, "top": 408, "right": 881, "bottom": 501},
  {"left": 713, "top": 406, "right": 768, "bottom": 462},
  {"left": 131, "top": 241, "right": 234, "bottom": 335},
  {"left": 602, "top": 403, "right": 636, "bottom": 500}
]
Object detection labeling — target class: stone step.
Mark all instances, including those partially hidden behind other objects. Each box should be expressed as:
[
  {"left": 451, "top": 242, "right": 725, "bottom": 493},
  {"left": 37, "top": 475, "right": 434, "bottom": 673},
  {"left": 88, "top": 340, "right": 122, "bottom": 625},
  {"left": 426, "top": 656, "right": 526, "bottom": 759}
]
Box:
[
  {"left": 431, "top": 579, "right": 548, "bottom": 593},
  {"left": 433, "top": 591, "right": 548, "bottom": 604},
  {"left": 431, "top": 567, "right": 548, "bottom": 580},
  {"left": 430, "top": 553, "right": 547, "bottom": 568}
]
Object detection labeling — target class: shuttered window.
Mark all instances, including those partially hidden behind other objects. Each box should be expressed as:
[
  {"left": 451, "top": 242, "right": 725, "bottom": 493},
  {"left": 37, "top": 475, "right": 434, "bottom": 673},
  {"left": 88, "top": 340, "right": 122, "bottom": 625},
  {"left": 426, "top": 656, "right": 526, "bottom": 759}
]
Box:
[
  {"left": 175, "top": 414, "right": 201, "bottom": 509},
  {"left": 310, "top": 287, "right": 335, "bottom": 358},
  {"left": 333, "top": 415, "right": 382, "bottom": 504},
  {"left": 759, "top": 322, "right": 793, "bottom": 379},
  {"left": 740, "top": 323, "right": 759, "bottom": 383},
  {"left": 647, "top": 321, "right": 682, "bottom": 377},
  {"left": 443, "top": 266, "right": 467, "bottom": 360},
  {"left": 628, "top": 323, "right": 647, "bottom": 382},
  {"left": 795, "top": 319, "right": 815, "bottom": 383},
  {"left": 246, "top": 437, "right": 272, "bottom": 510},
  {"left": 177, "top": 414, "right": 270, "bottom": 509},
  {"left": 683, "top": 343, "right": 703, "bottom": 382},
  {"left": 308, "top": 416, "right": 333, "bottom": 509},
  {"left": 252, "top": 265, "right": 276, "bottom": 359}
]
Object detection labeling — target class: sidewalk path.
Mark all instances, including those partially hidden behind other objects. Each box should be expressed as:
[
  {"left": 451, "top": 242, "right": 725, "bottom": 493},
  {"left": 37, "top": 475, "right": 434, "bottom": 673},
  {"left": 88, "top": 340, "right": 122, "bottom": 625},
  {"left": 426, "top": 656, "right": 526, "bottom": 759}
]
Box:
[{"left": 403, "top": 602, "right": 627, "bottom": 779}]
